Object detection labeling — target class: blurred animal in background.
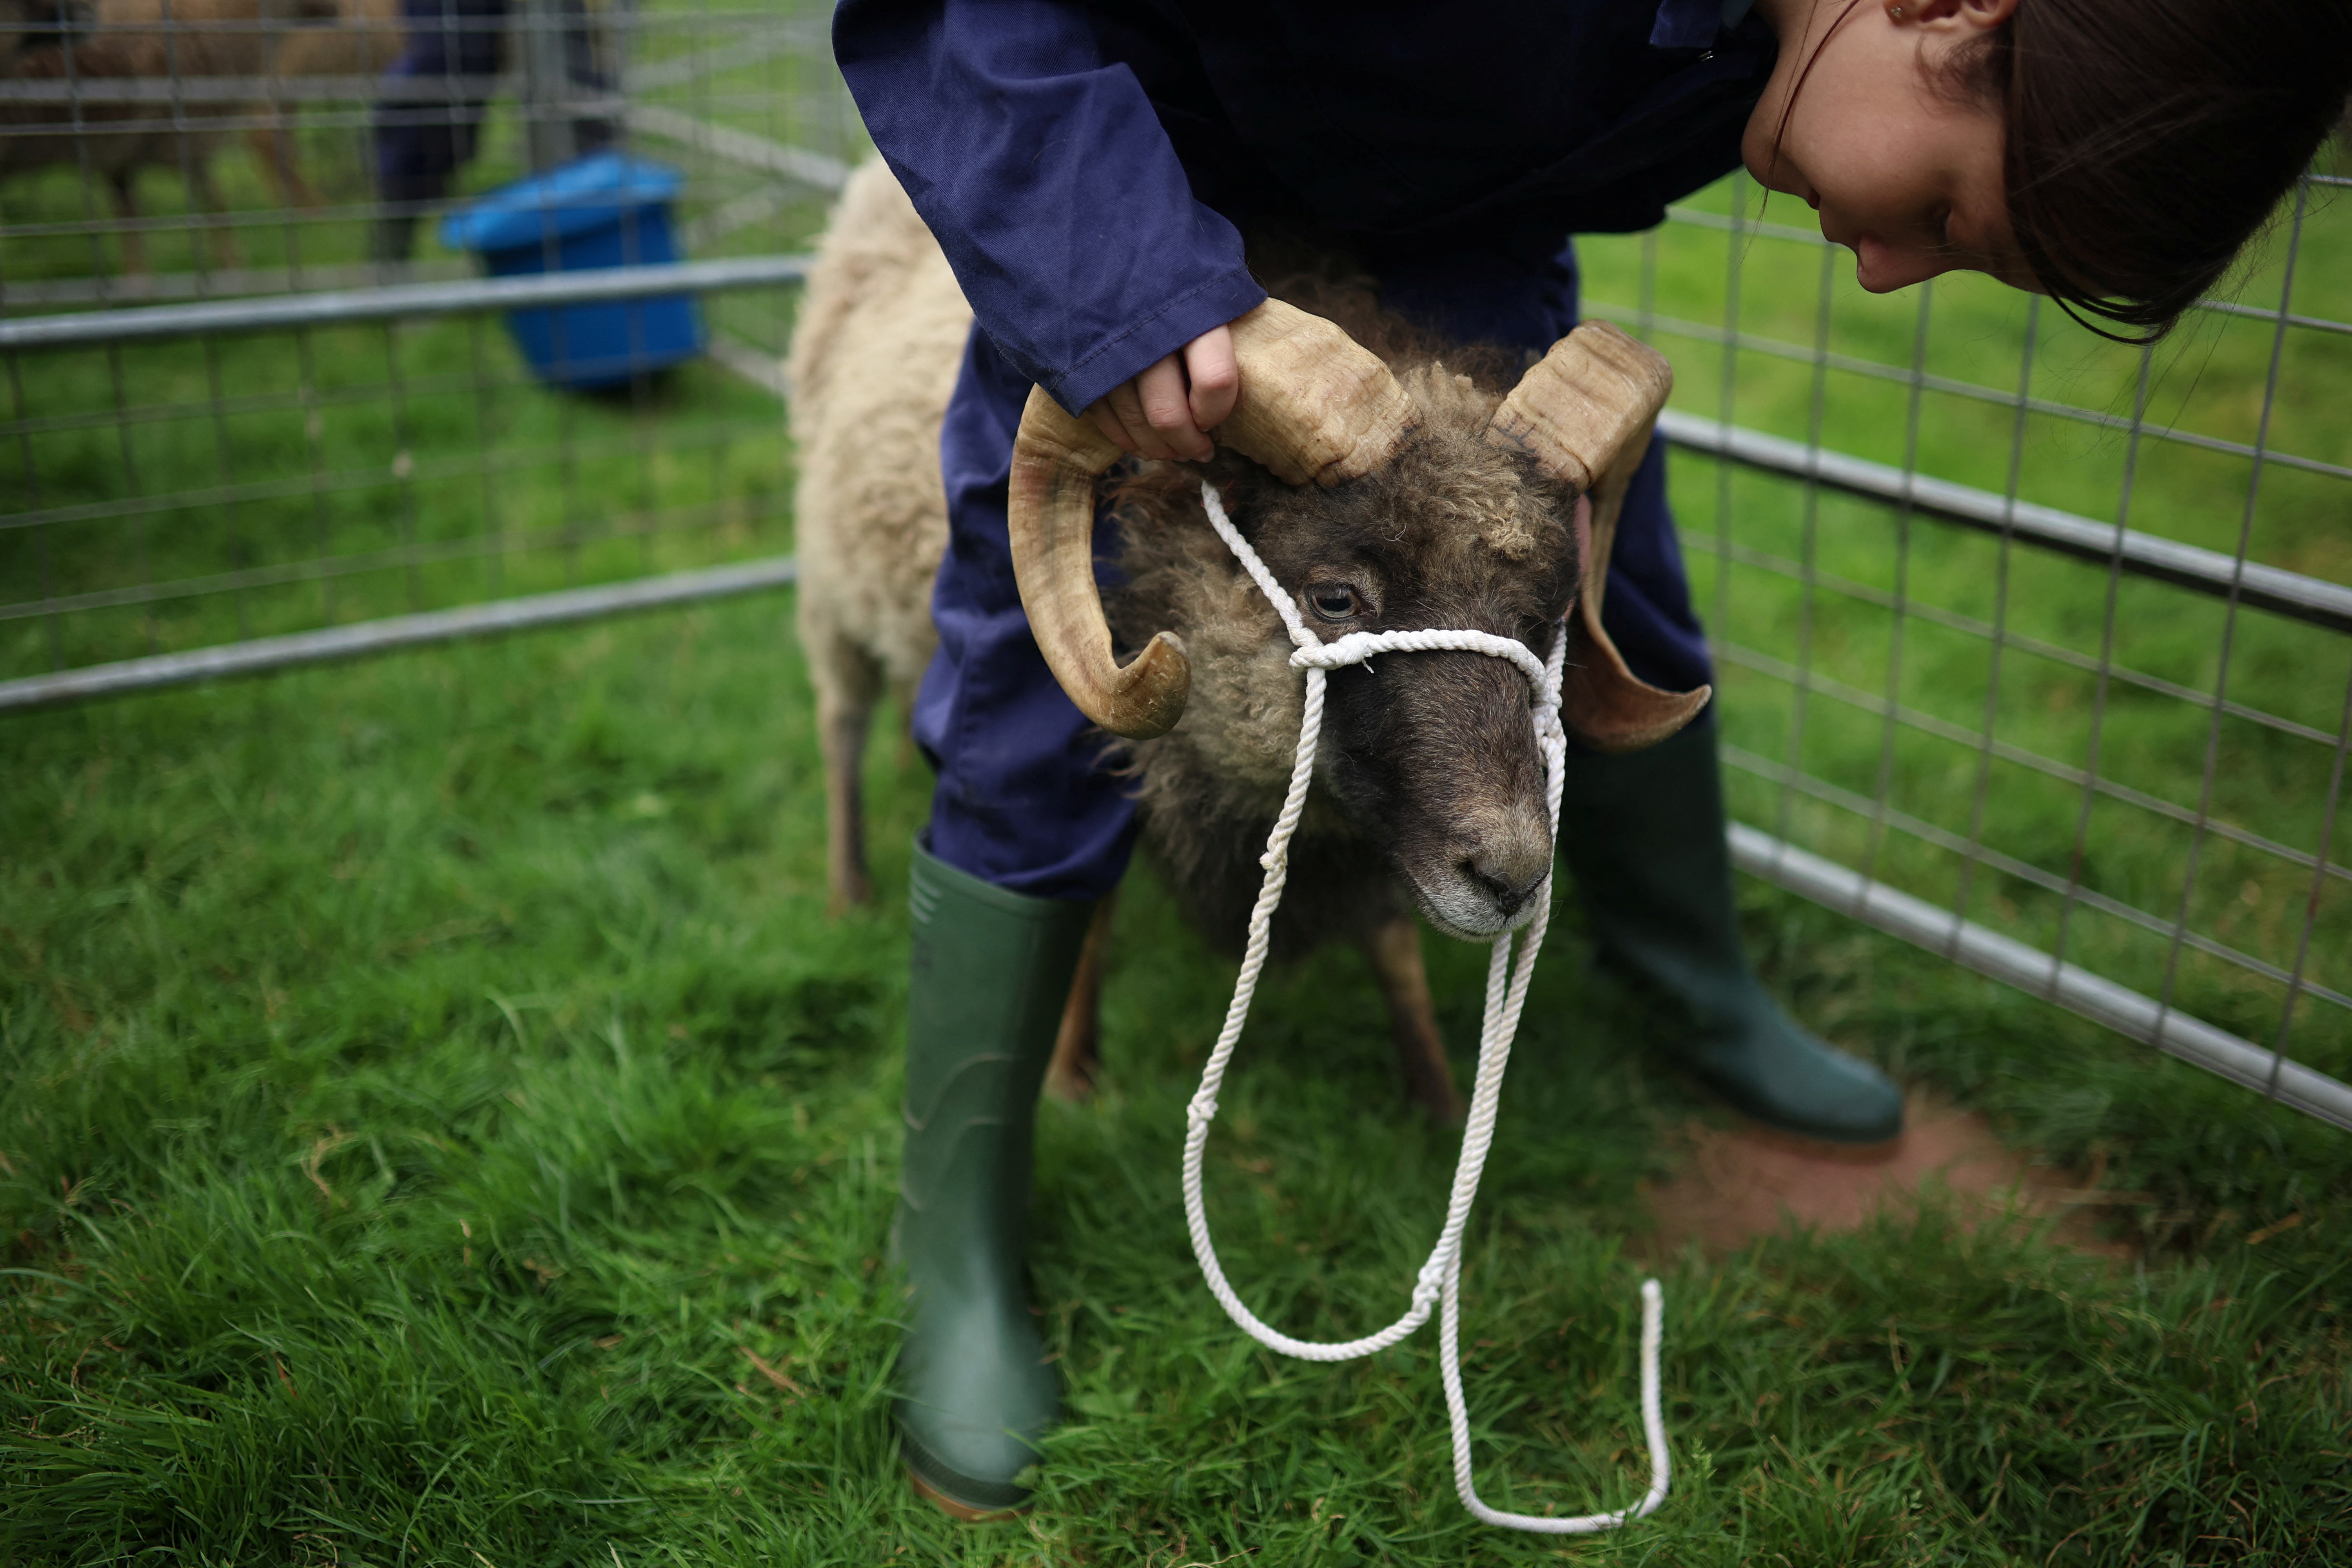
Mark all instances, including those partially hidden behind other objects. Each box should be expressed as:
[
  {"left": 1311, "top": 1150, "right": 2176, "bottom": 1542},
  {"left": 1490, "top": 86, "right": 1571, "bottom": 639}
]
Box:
[
  {"left": 247, "top": 0, "right": 404, "bottom": 211},
  {"left": 2, "top": 0, "right": 624, "bottom": 273},
  {"left": 0, "top": 0, "right": 340, "bottom": 271},
  {"left": 0, "top": 1, "right": 77, "bottom": 76}
]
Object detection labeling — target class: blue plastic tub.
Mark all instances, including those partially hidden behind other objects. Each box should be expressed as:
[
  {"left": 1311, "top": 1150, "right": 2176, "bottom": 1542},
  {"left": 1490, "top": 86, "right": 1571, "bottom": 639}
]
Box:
[{"left": 440, "top": 153, "right": 705, "bottom": 391}]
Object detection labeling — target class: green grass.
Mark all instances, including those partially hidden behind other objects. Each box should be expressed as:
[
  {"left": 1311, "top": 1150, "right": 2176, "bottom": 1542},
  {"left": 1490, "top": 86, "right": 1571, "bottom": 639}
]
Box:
[{"left": 4, "top": 593, "right": 2348, "bottom": 1564}]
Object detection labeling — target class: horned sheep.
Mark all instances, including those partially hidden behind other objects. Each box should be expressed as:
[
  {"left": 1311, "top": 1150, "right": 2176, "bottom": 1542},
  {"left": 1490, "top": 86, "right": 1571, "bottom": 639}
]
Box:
[{"left": 788, "top": 162, "right": 1701, "bottom": 1119}]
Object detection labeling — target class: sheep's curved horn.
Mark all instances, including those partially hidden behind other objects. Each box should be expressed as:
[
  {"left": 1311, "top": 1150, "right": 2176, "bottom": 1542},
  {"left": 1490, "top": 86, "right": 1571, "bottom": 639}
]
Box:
[
  {"left": 1488, "top": 322, "right": 1712, "bottom": 753},
  {"left": 1007, "top": 299, "right": 1412, "bottom": 739},
  {"left": 1214, "top": 299, "right": 1417, "bottom": 486},
  {"left": 1009, "top": 387, "right": 1191, "bottom": 739}
]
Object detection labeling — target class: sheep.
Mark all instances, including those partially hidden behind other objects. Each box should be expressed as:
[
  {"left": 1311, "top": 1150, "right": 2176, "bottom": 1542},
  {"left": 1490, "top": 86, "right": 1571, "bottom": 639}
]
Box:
[
  {"left": 0, "top": 2, "right": 71, "bottom": 76},
  {"left": 243, "top": 0, "right": 405, "bottom": 211},
  {"left": 790, "top": 162, "right": 1701, "bottom": 1119},
  {"left": 0, "top": 0, "right": 337, "bottom": 270},
  {"left": 786, "top": 158, "right": 970, "bottom": 915}
]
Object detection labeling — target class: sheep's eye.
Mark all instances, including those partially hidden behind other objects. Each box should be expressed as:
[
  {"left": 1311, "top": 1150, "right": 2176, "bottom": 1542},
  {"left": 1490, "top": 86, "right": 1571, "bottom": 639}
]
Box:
[{"left": 1308, "top": 584, "right": 1360, "bottom": 621}]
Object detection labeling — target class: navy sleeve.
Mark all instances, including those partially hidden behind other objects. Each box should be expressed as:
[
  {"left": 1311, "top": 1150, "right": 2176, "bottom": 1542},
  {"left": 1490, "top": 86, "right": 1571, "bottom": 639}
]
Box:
[{"left": 834, "top": 0, "right": 1268, "bottom": 414}]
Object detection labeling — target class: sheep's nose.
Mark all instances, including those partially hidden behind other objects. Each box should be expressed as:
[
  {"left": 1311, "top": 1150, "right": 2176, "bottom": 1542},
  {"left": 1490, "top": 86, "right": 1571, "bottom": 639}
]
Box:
[{"left": 1461, "top": 840, "right": 1552, "bottom": 920}]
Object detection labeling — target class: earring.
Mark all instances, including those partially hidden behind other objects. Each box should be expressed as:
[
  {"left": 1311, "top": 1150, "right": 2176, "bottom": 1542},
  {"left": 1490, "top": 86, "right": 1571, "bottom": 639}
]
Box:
[{"left": 1889, "top": 4, "right": 1903, "bottom": 13}]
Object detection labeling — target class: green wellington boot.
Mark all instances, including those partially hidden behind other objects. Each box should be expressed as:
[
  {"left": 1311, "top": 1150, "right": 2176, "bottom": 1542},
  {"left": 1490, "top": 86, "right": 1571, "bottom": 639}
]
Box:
[
  {"left": 1557, "top": 715, "right": 1905, "bottom": 1144},
  {"left": 892, "top": 844, "right": 1094, "bottom": 1515}
]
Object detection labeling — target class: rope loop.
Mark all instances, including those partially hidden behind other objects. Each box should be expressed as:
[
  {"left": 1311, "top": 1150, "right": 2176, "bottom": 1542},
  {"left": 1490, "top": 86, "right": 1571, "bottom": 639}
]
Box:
[
  {"left": 1290, "top": 626, "right": 1552, "bottom": 690},
  {"left": 1184, "top": 480, "right": 1670, "bottom": 1535}
]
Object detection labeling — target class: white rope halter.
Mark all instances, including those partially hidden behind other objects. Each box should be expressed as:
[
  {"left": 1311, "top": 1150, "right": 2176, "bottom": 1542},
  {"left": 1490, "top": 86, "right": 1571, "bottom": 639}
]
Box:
[{"left": 1181, "top": 479, "right": 1670, "bottom": 1535}]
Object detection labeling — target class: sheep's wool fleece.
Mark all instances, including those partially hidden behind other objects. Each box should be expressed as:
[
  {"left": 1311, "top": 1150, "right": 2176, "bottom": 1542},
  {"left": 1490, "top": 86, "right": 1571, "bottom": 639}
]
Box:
[{"left": 788, "top": 163, "right": 973, "bottom": 705}]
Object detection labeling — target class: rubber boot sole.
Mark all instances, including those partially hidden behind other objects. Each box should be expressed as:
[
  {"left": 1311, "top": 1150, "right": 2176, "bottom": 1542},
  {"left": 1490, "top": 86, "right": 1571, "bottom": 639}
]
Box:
[
  {"left": 1681, "top": 1061, "right": 1906, "bottom": 1148},
  {"left": 1689, "top": 1079, "right": 1907, "bottom": 1154},
  {"left": 909, "top": 1465, "right": 1025, "bottom": 1522}
]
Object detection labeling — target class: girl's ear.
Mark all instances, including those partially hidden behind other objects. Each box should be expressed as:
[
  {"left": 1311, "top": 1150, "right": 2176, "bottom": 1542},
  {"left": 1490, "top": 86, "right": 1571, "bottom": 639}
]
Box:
[{"left": 1890, "top": 0, "right": 2018, "bottom": 33}]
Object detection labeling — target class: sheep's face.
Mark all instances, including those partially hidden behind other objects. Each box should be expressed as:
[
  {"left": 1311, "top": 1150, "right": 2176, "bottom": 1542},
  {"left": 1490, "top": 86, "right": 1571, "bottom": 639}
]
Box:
[{"left": 1216, "top": 367, "right": 1581, "bottom": 940}]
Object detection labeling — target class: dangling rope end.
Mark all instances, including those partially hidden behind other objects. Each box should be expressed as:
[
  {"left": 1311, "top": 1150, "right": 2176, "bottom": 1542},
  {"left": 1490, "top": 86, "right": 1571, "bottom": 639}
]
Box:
[
  {"left": 1186, "top": 478, "right": 1670, "bottom": 1539},
  {"left": 1633, "top": 1276, "right": 1671, "bottom": 1519}
]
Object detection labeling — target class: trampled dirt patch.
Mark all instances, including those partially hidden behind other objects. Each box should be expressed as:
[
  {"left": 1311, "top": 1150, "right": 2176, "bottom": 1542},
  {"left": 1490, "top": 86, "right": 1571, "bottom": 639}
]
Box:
[{"left": 1640, "top": 1091, "right": 2136, "bottom": 1259}]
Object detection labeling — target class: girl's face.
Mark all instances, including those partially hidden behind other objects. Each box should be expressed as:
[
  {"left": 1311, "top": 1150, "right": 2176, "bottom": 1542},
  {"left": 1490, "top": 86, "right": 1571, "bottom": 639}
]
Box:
[{"left": 1743, "top": 0, "right": 2037, "bottom": 294}]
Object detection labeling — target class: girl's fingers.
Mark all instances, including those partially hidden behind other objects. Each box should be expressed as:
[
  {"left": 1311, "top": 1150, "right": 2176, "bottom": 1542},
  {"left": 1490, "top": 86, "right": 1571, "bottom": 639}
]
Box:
[
  {"left": 1085, "top": 325, "right": 1245, "bottom": 464},
  {"left": 1136, "top": 354, "right": 1212, "bottom": 460},
  {"left": 1088, "top": 401, "right": 1138, "bottom": 456},
  {"left": 1183, "top": 326, "right": 1239, "bottom": 433},
  {"left": 1105, "top": 379, "right": 1180, "bottom": 462}
]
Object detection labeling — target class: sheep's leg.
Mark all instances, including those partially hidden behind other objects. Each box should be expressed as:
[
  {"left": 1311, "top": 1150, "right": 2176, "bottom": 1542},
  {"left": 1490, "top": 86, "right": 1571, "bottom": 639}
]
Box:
[
  {"left": 813, "top": 638, "right": 884, "bottom": 914},
  {"left": 1362, "top": 915, "right": 1462, "bottom": 1123},
  {"left": 890, "top": 677, "right": 920, "bottom": 773},
  {"left": 107, "top": 171, "right": 149, "bottom": 276},
  {"left": 186, "top": 151, "right": 240, "bottom": 268},
  {"left": 1045, "top": 891, "right": 1117, "bottom": 1103},
  {"left": 249, "top": 120, "right": 323, "bottom": 210}
]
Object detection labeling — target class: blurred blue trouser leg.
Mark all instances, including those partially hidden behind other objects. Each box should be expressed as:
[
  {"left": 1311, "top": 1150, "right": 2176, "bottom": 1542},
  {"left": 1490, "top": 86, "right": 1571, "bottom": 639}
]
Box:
[{"left": 371, "top": 0, "right": 506, "bottom": 262}]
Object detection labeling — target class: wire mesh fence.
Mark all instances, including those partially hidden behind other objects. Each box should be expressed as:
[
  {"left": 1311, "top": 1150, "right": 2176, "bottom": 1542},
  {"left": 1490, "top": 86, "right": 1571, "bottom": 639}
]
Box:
[
  {"left": 2, "top": 0, "right": 847, "bottom": 683},
  {"left": 1580, "top": 174, "right": 2352, "bottom": 1127},
  {"left": 3, "top": 9, "right": 2345, "bottom": 1128}
]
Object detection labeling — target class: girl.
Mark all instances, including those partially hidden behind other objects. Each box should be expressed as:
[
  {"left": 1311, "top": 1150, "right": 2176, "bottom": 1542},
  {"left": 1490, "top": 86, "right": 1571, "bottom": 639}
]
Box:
[{"left": 832, "top": 0, "right": 2352, "bottom": 1515}]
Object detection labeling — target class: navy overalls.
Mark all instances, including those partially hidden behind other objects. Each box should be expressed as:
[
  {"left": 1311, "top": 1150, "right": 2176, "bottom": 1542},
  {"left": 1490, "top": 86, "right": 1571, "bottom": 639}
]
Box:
[
  {"left": 835, "top": 0, "right": 1775, "bottom": 899},
  {"left": 374, "top": 0, "right": 614, "bottom": 215}
]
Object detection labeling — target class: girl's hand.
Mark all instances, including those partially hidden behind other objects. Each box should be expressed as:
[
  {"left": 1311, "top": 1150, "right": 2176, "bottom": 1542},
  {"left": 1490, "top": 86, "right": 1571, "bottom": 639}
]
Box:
[{"left": 1085, "top": 325, "right": 1240, "bottom": 462}]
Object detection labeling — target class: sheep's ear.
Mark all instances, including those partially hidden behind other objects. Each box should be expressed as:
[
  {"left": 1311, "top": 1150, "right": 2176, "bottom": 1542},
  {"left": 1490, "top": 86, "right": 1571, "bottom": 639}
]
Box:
[
  {"left": 1560, "top": 601, "right": 1712, "bottom": 753},
  {"left": 1559, "top": 479, "right": 1710, "bottom": 753},
  {"left": 1493, "top": 325, "right": 1710, "bottom": 751}
]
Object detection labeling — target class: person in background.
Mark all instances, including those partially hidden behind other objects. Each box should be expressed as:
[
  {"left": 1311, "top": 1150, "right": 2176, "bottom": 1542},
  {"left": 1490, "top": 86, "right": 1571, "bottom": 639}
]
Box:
[{"left": 369, "top": 0, "right": 611, "bottom": 264}]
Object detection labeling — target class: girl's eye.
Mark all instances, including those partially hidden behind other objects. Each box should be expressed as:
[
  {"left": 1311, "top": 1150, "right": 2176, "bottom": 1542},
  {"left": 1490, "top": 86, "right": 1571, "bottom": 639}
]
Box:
[
  {"left": 1935, "top": 207, "right": 1955, "bottom": 248},
  {"left": 1308, "top": 584, "right": 1360, "bottom": 621}
]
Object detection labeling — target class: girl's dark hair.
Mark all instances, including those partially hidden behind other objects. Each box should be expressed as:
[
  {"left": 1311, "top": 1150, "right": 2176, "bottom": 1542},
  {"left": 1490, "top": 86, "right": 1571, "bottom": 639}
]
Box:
[{"left": 1952, "top": 0, "right": 2352, "bottom": 343}]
